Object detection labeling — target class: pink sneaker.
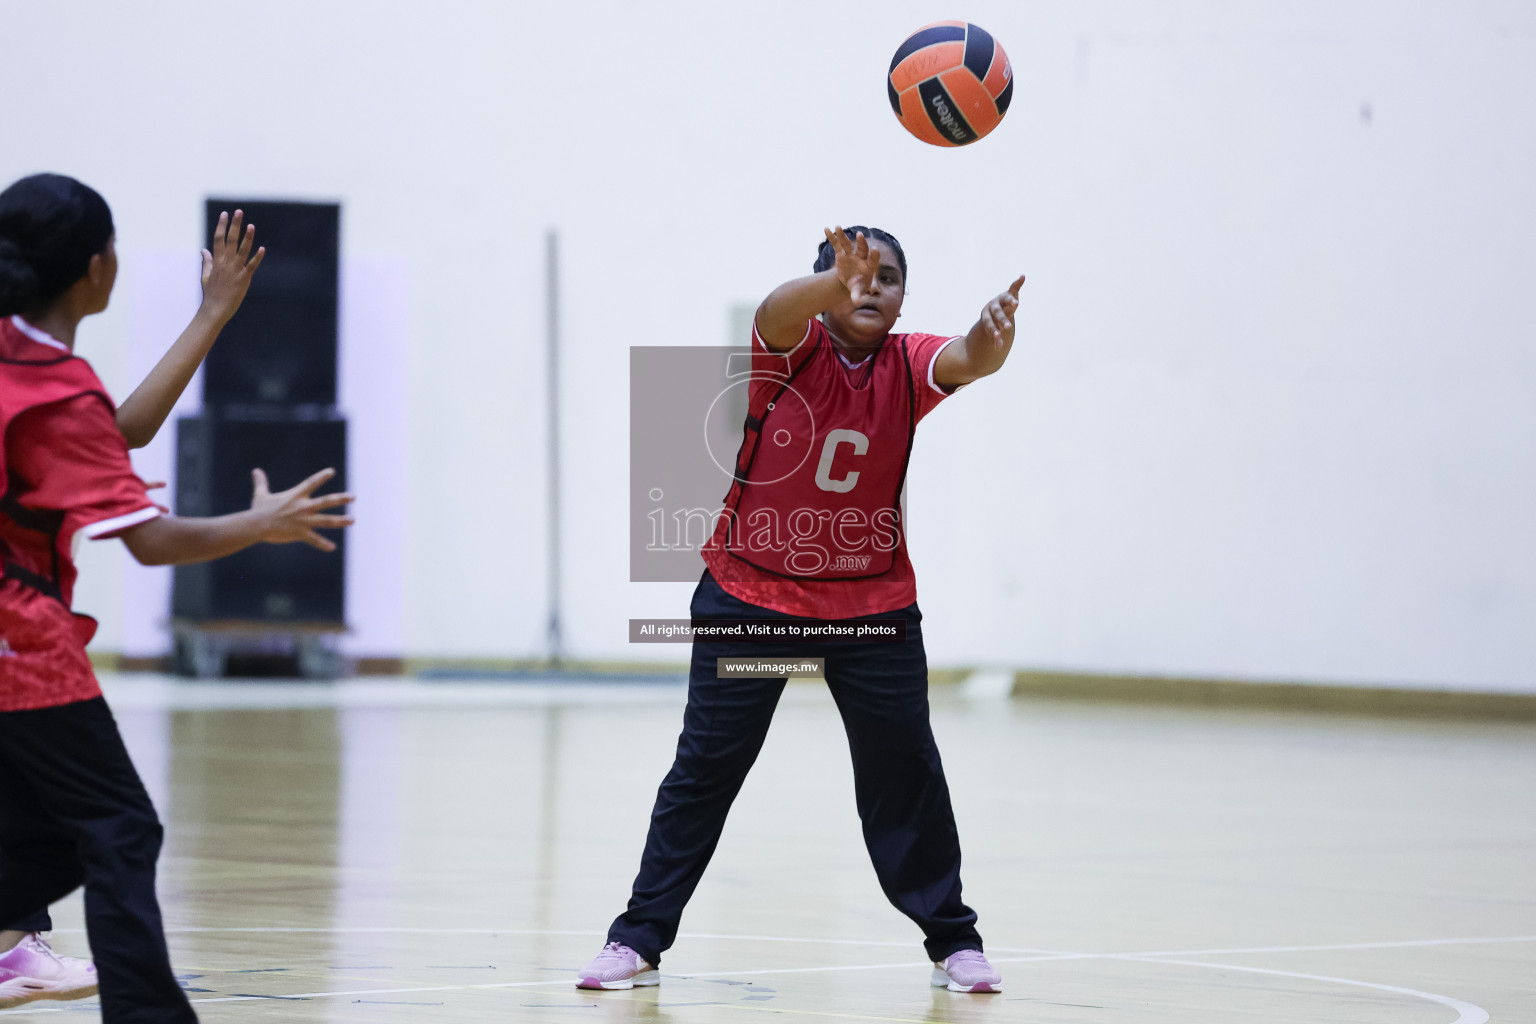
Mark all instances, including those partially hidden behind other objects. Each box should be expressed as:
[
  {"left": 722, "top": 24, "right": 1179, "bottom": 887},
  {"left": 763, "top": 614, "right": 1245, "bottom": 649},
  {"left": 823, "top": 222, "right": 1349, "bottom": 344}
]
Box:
[
  {"left": 931, "top": 948, "right": 1002, "bottom": 993},
  {"left": 0, "top": 933, "right": 99, "bottom": 1009},
  {"left": 575, "top": 941, "right": 658, "bottom": 990}
]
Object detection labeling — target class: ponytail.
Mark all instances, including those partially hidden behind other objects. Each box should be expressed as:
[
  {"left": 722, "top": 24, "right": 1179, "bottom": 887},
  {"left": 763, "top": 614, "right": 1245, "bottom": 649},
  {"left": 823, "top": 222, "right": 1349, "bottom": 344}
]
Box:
[{"left": 0, "top": 236, "right": 41, "bottom": 315}]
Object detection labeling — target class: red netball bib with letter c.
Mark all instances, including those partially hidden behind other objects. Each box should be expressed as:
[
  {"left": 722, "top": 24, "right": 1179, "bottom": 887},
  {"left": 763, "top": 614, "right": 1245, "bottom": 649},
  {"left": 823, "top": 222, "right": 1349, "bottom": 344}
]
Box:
[{"left": 721, "top": 324, "right": 917, "bottom": 580}]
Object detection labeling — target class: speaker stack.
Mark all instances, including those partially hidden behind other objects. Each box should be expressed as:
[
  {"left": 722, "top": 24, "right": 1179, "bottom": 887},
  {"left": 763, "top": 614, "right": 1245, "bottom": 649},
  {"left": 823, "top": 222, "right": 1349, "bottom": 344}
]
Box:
[{"left": 171, "top": 200, "right": 348, "bottom": 677}]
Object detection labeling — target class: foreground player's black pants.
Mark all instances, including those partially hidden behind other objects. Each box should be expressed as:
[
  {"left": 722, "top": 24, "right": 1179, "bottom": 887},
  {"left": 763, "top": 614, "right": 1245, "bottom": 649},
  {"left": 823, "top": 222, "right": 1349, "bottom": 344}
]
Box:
[
  {"left": 3, "top": 908, "right": 50, "bottom": 931},
  {"left": 609, "top": 571, "right": 982, "bottom": 967},
  {"left": 0, "top": 697, "right": 197, "bottom": 1023}
]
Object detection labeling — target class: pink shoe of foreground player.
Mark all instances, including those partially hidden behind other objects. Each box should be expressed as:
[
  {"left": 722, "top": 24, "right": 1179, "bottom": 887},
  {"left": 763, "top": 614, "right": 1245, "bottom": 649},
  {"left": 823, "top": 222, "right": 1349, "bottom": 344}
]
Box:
[
  {"left": 576, "top": 941, "right": 659, "bottom": 990},
  {"left": 0, "top": 933, "right": 99, "bottom": 1009},
  {"left": 931, "top": 948, "right": 1002, "bottom": 993}
]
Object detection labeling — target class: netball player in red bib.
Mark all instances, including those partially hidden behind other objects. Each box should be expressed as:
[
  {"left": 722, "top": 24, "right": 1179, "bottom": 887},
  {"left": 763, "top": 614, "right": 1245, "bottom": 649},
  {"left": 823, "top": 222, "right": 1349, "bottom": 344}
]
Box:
[
  {"left": 0, "top": 173, "right": 354, "bottom": 1019},
  {"left": 578, "top": 226, "right": 1023, "bottom": 993}
]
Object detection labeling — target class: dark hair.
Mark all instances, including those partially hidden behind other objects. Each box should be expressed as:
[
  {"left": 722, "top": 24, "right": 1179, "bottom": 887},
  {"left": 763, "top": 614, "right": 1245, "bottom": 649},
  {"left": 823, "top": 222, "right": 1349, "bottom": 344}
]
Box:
[
  {"left": 0, "top": 173, "right": 115, "bottom": 317},
  {"left": 814, "top": 225, "right": 907, "bottom": 286}
]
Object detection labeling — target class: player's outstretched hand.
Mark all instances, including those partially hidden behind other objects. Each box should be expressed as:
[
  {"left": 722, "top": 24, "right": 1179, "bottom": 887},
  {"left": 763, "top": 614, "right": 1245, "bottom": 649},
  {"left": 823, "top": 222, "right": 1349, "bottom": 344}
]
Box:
[
  {"left": 143, "top": 480, "right": 171, "bottom": 515},
  {"left": 824, "top": 226, "right": 883, "bottom": 304},
  {"left": 249, "top": 468, "right": 355, "bottom": 553},
  {"left": 979, "top": 276, "right": 1026, "bottom": 346},
  {"left": 201, "top": 210, "right": 266, "bottom": 325}
]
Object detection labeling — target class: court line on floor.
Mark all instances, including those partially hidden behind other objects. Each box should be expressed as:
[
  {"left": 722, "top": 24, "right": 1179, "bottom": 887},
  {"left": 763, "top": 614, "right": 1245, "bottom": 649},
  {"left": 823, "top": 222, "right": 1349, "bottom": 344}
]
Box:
[
  {"left": 142, "top": 925, "right": 1536, "bottom": 958},
  {"left": 8, "top": 930, "right": 1514, "bottom": 1020},
  {"left": 73, "top": 924, "right": 1074, "bottom": 952},
  {"left": 98, "top": 678, "right": 688, "bottom": 711},
  {"left": 0, "top": 981, "right": 589, "bottom": 1016},
  {"left": 1113, "top": 957, "right": 1490, "bottom": 1024},
  {"left": 1103, "top": 934, "right": 1536, "bottom": 957},
  {"left": 696, "top": 1004, "right": 935, "bottom": 1024},
  {"left": 675, "top": 959, "right": 937, "bottom": 978},
  {"left": 3, "top": 988, "right": 936, "bottom": 1024},
  {"left": 0, "top": 956, "right": 1493, "bottom": 1024},
  {"left": 152, "top": 926, "right": 921, "bottom": 948}
]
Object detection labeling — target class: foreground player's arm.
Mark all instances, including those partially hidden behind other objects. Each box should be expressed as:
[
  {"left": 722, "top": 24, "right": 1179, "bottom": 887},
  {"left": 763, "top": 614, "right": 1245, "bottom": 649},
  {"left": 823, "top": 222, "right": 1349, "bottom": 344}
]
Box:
[
  {"left": 755, "top": 227, "right": 884, "bottom": 351},
  {"left": 118, "top": 468, "right": 352, "bottom": 566},
  {"left": 934, "top": 276, "right": 1026, "bottom": 389},
  {"left": 116, "top": 211, "right": 265, "bottom": 449}
]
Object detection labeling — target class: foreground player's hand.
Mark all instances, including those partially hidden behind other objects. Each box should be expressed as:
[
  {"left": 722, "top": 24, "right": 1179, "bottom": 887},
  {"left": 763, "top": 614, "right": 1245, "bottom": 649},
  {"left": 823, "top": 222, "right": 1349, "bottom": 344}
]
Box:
[
  {"left": 201, "top": 210, "right": 265, "bottom": 325},
  {"left": 824, "top": 226, "right": 882, "bottom": 304},
  {"left": 143, "top": 480, "right": 171, "bottom": 515},
  {"left": 249, "top": 468, "right": 355, "bottom": 552},
  {"left": 979, "top": 276, "right": 1026, "bottom": 346}
]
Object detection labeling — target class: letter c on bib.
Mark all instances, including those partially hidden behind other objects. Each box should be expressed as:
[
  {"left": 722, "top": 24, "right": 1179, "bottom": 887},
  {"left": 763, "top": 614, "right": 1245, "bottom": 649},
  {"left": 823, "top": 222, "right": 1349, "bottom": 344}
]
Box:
[{"left": 814, "top": 429, "right": 869, "bottom": 493}]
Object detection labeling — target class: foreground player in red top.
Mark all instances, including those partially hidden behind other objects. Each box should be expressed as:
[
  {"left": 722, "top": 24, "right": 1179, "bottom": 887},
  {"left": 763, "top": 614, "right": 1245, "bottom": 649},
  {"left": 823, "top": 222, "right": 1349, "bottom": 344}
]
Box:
[
  {"left": 0, "top": 173, "right": 354, "bottom": 1020},
  {"left": 578, "top": 226, "right": 1023, "bottom": 993}
]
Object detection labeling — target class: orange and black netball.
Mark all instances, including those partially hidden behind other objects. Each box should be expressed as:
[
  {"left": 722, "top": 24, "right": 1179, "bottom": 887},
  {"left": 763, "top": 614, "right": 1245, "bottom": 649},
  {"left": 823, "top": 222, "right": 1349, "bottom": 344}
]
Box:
[{"left": 887, "top": 21, "right": 1013, "bottom": 147}]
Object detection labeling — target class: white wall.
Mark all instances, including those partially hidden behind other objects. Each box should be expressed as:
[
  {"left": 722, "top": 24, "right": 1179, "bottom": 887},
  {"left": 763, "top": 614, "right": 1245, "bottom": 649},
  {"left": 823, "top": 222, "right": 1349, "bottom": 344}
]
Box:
[{"left": 6, "top": 0, "right": 1532, "bottom": 689}]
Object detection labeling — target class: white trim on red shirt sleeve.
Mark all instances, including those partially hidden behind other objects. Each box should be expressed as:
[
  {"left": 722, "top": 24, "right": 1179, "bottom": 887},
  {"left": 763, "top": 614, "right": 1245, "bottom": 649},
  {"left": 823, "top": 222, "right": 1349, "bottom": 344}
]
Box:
[
  {"left": 753, "top": 317, "right": 814, "bottom": 358},
  {"left": 74, "top": 505, "right": 162, "bottom": 551},
  {"left": 928, "top": 336, "right": 966, "bottom": 395}
]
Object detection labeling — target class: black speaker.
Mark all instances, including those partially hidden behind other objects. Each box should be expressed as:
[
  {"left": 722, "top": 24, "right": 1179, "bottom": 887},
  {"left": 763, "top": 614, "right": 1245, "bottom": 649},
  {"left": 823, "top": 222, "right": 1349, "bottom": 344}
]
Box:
[
  {"left": 202, "top": 199, "right": 339, "bottom": 407},
  {"left": 172, "top": 412, "right": 348, "bottom": 623}
]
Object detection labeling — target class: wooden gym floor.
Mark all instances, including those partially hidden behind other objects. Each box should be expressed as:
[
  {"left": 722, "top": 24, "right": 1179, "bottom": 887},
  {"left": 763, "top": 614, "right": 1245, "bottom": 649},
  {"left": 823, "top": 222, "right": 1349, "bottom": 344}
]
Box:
[{"left": 5, "top": 674, "right": 1533, "bottom": 1022}]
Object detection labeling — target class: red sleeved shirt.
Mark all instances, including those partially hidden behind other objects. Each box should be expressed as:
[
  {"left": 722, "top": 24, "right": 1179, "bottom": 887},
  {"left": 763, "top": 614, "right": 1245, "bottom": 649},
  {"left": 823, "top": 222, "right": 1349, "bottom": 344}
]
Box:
[
  {"left": 701, "top": 319, "right": 962, "bottom": 619},
  {"left": 1, "top": 383, "right": 159, "bottom": 711}
]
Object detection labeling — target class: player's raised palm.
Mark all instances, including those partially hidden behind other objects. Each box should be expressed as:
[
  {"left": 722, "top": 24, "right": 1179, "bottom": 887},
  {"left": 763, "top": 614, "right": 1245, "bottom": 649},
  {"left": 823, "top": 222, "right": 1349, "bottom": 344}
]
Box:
[
  {"left": 200, "top": 209, "right": 265, "bottom": 325},
  {"left": 823, "top": 226, "right": 883, "bottom": 304}
]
